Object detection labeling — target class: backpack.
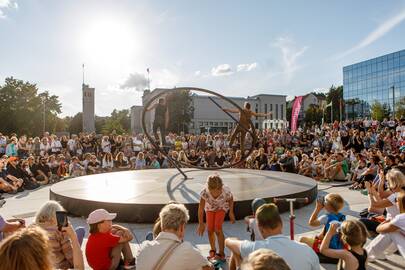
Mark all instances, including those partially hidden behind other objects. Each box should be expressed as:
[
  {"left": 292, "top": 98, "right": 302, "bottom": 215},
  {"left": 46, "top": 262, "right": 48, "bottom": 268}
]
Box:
[{"left": 323, "top": 213, "right": 346, "bottom": 249}]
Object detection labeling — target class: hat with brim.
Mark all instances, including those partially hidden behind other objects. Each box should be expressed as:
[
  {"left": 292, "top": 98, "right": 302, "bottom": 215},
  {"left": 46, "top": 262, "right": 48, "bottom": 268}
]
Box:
[{"left": 87, "top": 209, "right": 117, "bottom": 224}]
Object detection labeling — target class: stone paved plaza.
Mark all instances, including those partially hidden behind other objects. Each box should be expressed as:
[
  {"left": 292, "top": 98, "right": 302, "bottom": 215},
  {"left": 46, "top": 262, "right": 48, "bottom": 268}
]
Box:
[{"left": 1, "top": 180, "right": 404, "bottom": 270}]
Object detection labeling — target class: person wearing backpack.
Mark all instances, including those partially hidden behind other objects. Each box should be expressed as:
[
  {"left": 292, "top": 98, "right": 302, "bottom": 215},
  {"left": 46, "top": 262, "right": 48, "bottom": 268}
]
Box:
[
  {"left": 320, "top": 220, "right": 368, "bottom": 270},
  {"left": 300, "top": 193, "right": 346, "bottom": 263}
]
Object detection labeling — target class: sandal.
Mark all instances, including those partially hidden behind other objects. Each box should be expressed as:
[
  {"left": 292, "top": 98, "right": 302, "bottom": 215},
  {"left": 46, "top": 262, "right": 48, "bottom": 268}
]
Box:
[
  {"left": 207, "top": 250, "right": 216, "bottom": 260},
  {"left": 215, "top": 253, "right": 226, "bottom": 262}
]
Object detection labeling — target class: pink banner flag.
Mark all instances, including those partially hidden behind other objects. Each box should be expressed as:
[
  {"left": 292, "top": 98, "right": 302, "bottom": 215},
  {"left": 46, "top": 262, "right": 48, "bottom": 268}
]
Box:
[{"left": 291, "top": 96, "right": 303, "bottom": 132}]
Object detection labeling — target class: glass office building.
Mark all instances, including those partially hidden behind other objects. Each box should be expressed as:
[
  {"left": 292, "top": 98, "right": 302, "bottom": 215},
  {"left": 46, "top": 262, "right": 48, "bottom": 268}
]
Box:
[{"left": 343, "top": 49, "right": 405, "bottom": 119}]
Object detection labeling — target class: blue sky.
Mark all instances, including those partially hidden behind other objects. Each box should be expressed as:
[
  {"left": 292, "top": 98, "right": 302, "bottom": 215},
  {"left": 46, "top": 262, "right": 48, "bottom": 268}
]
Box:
[{"left": 1, "top": 0, "right": 405, "bottom": 116}]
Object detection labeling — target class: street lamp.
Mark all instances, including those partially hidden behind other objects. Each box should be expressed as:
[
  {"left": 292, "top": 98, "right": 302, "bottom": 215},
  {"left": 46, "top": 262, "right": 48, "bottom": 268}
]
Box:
[{"left": 392, "top": 85, "right": 395, "bottom": 119}]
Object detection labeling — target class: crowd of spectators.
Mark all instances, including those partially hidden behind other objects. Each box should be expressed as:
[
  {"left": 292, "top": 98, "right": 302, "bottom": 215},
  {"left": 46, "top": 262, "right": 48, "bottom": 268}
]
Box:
[
  {"left": 1, "top": 118, "right": 405, "bottom": 195},
  {"left": 1, "top": 117, "right": 405, "bottom": 270}
]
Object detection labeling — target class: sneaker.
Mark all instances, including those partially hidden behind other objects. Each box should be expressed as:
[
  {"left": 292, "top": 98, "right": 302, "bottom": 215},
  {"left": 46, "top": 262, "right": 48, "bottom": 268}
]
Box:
[
  {"left": 123, "top": 258, "right": 136, "bottom": 269},
  {"left": 207, "top": 250, "right": 216, "bottom": 260}
]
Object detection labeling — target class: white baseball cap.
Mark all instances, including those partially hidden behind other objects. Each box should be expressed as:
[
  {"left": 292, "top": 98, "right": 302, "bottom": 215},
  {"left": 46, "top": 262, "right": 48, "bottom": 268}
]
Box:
[{"left": 87, "top": 209, "right": 117, "bottom": 224}]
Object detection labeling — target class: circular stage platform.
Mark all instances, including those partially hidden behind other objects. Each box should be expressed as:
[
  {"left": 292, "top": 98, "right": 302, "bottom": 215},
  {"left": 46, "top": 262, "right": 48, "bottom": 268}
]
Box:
[{"left": 50, "top": 169, "right": 317, "bottom": 223}]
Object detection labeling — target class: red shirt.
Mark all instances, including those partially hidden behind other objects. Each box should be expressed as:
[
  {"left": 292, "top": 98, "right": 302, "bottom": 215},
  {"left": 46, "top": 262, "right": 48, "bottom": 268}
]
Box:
[{"left": 85, "top": 232, "right": 120, "bottom": 270}]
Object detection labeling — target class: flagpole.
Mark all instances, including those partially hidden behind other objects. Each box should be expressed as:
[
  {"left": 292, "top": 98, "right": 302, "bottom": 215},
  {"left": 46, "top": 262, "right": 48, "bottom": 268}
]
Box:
[
  {"left": 330, "top": 101, "right": 333, "bottom": 123},
  {"left": 147, "top": 68, "right": 150, "bottom": 90},
  {"left": 82, "top": 63, "right": 85, "bottom": 86}
]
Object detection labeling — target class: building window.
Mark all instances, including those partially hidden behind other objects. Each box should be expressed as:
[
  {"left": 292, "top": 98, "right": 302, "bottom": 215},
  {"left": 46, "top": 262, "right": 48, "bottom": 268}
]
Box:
[
  {"left": 264, "top": 123, "right": 267, "bottom": 129},
  {"left": 255, "top": 123, "right": 259, "bottom": 129},
  {"left": 270, "top": 104, "right": 273, "bottom": 120},
  {"left": 255, "top": 103, "right": 258, "bottom": 120},
  {"left": 264, "top": 104, "right": 268, "bottom": 119},
  {"left": 275, "top": 104, "right": 279, "bottom": 120},
  {"left": 280, "top": 104, "right": 284, "bottom": 120}
]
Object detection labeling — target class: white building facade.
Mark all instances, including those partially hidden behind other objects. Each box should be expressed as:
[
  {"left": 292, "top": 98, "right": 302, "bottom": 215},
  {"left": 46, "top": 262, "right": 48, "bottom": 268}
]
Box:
[{"left": 131, "top": 88, "right": 287, "bottom": 134}]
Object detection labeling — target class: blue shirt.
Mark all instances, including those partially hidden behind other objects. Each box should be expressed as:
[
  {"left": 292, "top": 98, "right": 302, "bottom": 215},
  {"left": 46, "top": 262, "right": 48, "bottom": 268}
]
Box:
[{"left": 240, "top": 234, "right": 320, "bottom": 270}]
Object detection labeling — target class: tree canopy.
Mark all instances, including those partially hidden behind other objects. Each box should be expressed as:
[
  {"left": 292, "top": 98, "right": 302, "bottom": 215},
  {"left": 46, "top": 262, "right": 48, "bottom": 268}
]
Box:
[
  {"left": 371, "top": 101, "right": 390, "bottom": 121},
  {"left": 0, "top": 77, "right": 62, "bottom": 136},
  {"left": 395, "top": 97, "right": 405, "bottom": 119},
  {"left": 166, "top": 90, "right": 194, "bottom": 133}
]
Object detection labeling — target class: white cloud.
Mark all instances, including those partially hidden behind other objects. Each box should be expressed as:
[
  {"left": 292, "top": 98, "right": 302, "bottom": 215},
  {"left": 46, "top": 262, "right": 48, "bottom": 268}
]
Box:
[
  {"left": 335, "top": 8, "right": 405, "bottom": 59},
  {"left": 120, "top": 72, "right": 149, "bottom": 91},
  {"left": 211, "top": 64, "right": 233, "bottom": 76},
  {"left": 194, "top": 70, "right": 201, "bottom": 76},
  {"left": 0, "top": 0, "right": 18, "bottom": 19},
  {"left": 273, "top": 37, "right": 308, "bottom": 80},
  {"left": 237, "top": 62, "right": 258, "bottom": 72}
]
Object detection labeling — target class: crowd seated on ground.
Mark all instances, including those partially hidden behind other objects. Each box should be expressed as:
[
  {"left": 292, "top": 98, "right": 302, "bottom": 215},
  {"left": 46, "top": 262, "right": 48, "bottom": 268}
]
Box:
[
  {"left": 1, "top": 118, "right": 405, "bottom": 269},
  {"left": 1, "top": 176, "right": 405, "bottom": 269},
  {"left": 0, "top": 118, "right": 405, "bottom": 196}
]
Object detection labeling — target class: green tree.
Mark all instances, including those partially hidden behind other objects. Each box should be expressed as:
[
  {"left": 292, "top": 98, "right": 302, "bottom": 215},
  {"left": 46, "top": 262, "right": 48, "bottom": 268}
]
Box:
[
  {"left": 325, "top": 85, "right": 343, "bottom": 123},
  {"left": 101, "top": 109, "right": 130, "bottom": 134},
  {"left": 0, "top": 77, "right": 62, "bottom": 136},
  {"left": 371, "top": 101, "right": 390, "bottom": 121},
  {"left": 395, "top": 97, "right": 405, "bottom": 119},
  {"left": 286, "top": 101, "right": 293, "bottom": 124},
  {"left": 304, "top": 104, "right": 323, "bottom": 125},
  {"left": 95, "top": 116, "right": 108, "bottom": 134},
  {"left": 68, "top": 113, "right": 83, "bottom": 134},
  {"left": 166, "top": 90, "right": 194, "bottom": 133}
]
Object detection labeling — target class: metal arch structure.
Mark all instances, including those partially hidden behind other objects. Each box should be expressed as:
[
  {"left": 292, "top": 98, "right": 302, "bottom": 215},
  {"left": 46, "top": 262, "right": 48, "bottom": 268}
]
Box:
[{"left": 141, "top": 87, "right": 258, "bottom": 176}]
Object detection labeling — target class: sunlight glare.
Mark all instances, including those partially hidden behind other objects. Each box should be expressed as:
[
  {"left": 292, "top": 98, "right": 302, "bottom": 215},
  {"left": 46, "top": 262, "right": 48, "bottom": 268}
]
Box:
[{"left": 79, "top": 18, "right": 138, "bottom": 65}]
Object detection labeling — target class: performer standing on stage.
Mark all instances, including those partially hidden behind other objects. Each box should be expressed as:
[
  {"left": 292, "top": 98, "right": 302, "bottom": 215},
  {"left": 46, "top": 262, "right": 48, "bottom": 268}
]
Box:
[
  {"left": 223, "top": 102, "right": 271, "bottom": 152},
  {"left": 147, "top": 97, "right": 169, "bottom": 146}
]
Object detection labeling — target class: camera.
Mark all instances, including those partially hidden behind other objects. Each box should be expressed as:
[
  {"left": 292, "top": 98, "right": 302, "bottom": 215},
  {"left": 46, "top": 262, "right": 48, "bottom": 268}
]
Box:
[{"left": 317, "top": 196, "right": 325, "bottom": 206}]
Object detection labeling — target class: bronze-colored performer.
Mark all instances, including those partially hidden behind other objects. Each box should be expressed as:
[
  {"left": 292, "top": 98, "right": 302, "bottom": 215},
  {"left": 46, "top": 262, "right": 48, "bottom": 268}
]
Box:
[{"left": 224, "top": 102, "right": 272, "bottom": 152}]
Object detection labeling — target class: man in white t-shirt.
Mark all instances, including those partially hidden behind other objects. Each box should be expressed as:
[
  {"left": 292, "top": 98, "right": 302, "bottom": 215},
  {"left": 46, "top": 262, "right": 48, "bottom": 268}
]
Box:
[
  {"left": 226, "top": 203, "right": 319, "bottom": 270},
  {"left": 67, "top": 135, "right": 77, "bottom": 155},
  {"left": 132, "top": 135, "right": 143, "bottom": 154},
  {"left": 137, "top": 204, "right": 212, "bottom": 270}
]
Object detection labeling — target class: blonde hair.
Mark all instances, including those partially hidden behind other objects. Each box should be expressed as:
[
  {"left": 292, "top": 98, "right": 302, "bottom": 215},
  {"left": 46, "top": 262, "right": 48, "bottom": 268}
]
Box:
[
  {"left": 325, "top": 193, "right": 344, "bottom": 212},
  {"left": 387, "top": 168, "right": 405, "bottom": 191},
  {"left": 34, "top": 200, "right": 64, "bottom": 225},
  {"left": 397, "top": 191, "right": 405, "bottom": 213},
  {"left": 0, "top": 226, "right": 53, "bottom": 270},
  {"left": 159, "top": 203, "right": 189, "bottom": 231},
  {"left": 207, "top": 175, "right": 223, "bottom": 190},
  {"left": 241, "top": 248, "right": 291, "bottom": 270},
  {"left": 340, "top": 220, "right": 368, "bottom": 247}
]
